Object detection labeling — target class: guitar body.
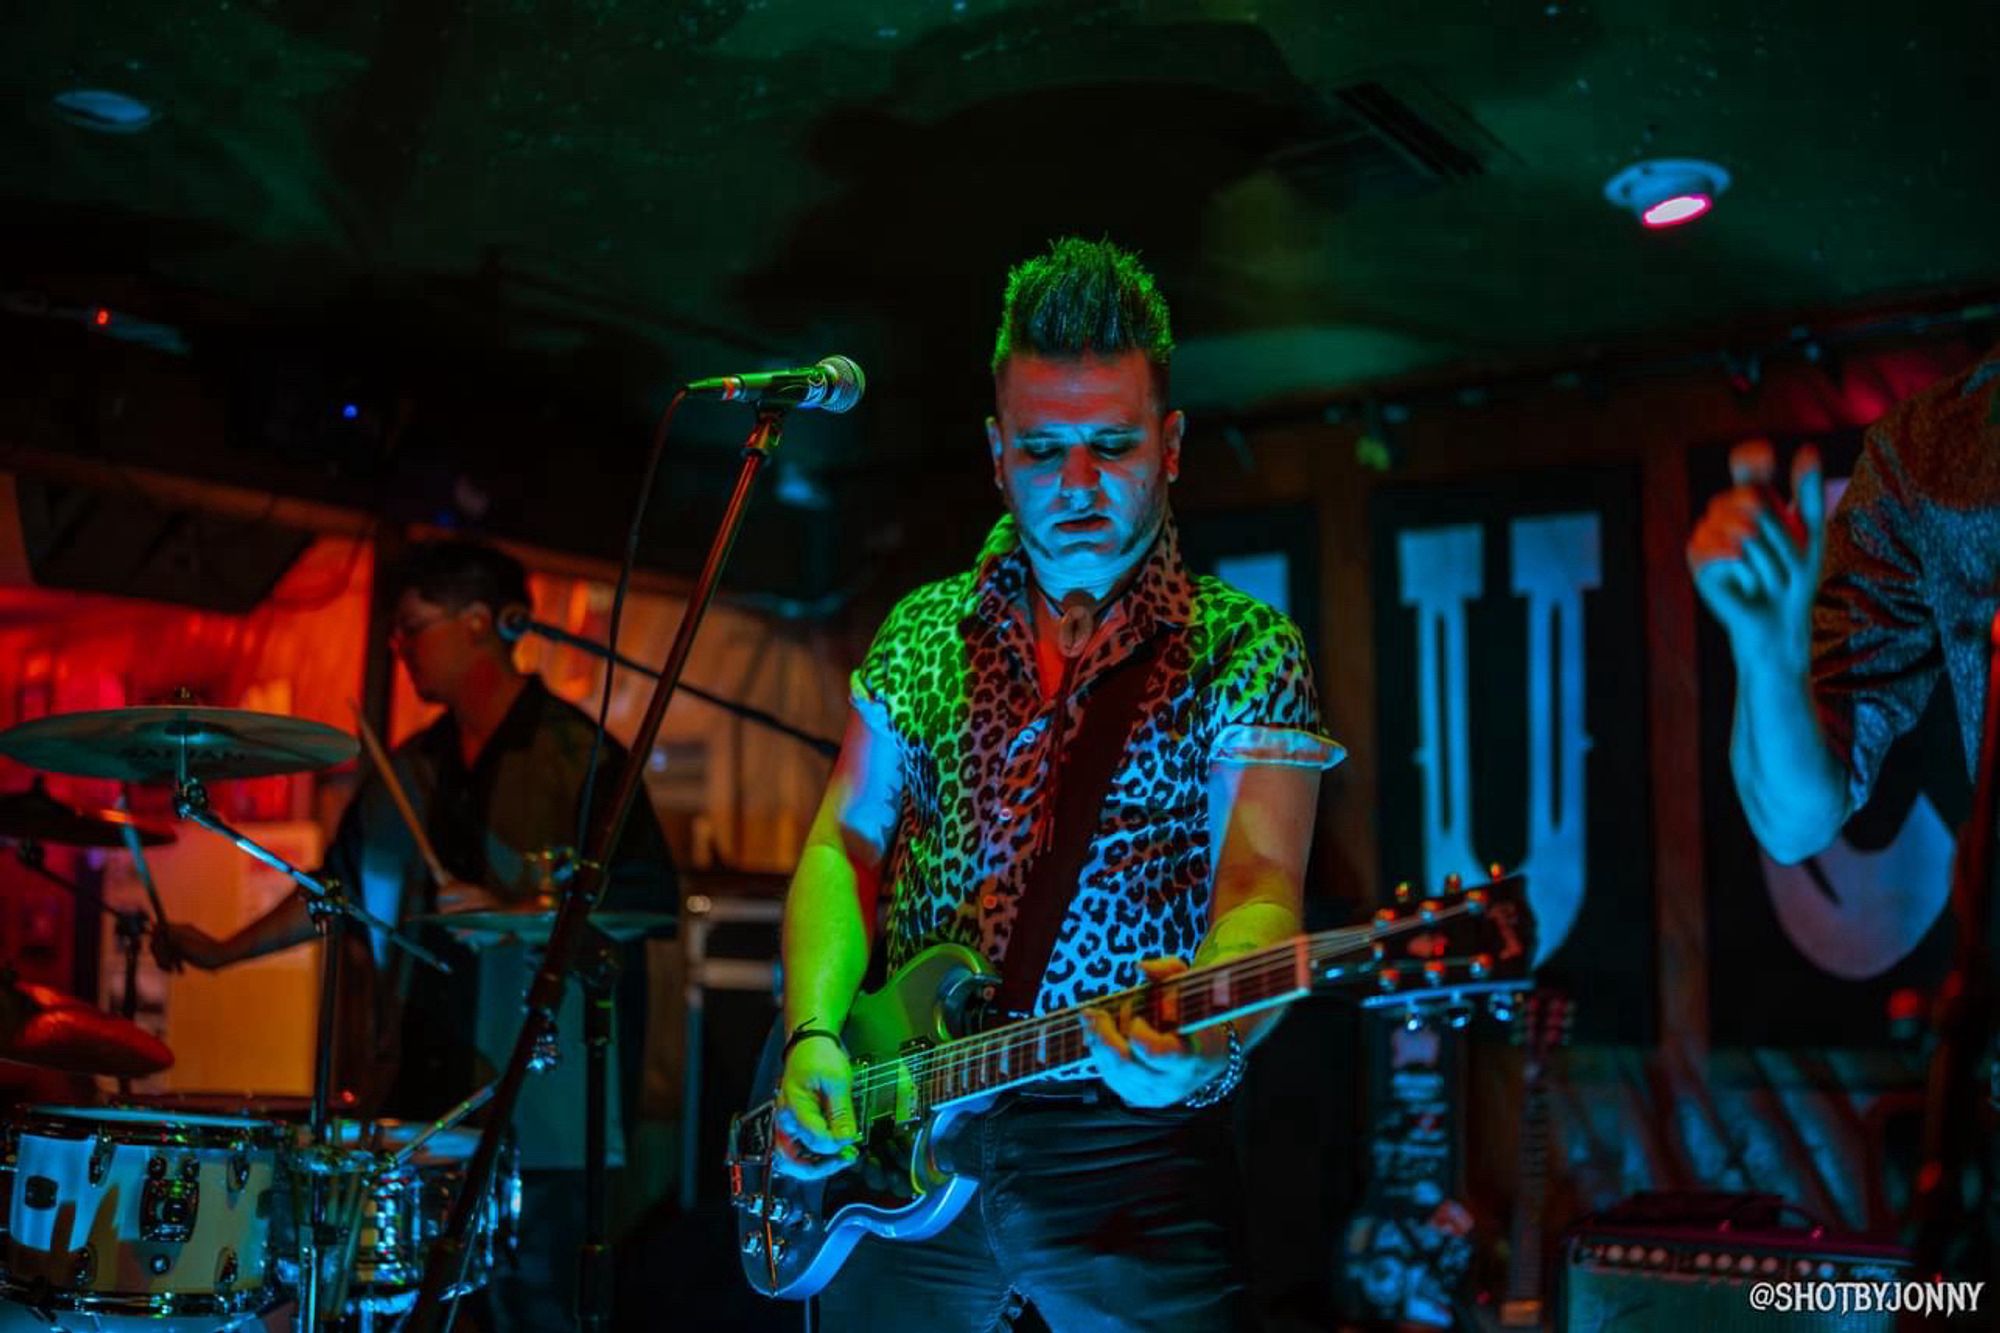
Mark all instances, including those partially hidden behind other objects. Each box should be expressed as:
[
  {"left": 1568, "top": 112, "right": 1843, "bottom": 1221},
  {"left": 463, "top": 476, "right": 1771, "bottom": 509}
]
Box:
[{"left": 728, "top": 943, "right": 998, "bottom": 1299}]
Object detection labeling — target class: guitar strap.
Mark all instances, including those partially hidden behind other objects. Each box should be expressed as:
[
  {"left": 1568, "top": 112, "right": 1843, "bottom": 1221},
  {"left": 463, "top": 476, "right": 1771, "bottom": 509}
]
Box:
[{"left": 995, "top": 633, "right": 1166, "bottom": 1015}]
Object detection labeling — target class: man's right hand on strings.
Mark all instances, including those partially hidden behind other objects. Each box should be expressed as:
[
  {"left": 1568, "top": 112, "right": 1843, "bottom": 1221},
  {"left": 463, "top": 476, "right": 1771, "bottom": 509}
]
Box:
[{"left": 771, "top": 1033, "right": 861, "bottom": 1180}]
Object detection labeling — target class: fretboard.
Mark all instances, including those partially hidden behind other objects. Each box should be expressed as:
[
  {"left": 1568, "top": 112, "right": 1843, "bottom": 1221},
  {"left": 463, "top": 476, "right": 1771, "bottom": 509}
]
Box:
[
  {"left": 851, "top": 928, "right": 1385, "bottom": 1124},
  {"left": 1504, "top": 1074, "right": 1553, "bottom": 1302}
]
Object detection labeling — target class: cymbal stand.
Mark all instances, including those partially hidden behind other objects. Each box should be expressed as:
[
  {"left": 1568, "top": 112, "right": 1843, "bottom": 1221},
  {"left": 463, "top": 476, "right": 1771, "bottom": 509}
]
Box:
[{"left": 6, "top": 839, "right": 149, "bottom": 1020}]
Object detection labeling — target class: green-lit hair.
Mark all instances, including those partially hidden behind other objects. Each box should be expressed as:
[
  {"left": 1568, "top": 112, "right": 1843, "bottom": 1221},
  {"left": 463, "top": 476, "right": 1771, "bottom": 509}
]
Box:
[{"left": 990, "top": 236, "right": 1174, "bottom": 404}]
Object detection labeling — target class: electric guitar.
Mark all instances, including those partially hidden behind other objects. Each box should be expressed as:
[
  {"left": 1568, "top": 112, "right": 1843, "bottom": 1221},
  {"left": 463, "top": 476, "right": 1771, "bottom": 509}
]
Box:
[{"left": 726, "top": 873, "right": 1537, "bottom": 1299}]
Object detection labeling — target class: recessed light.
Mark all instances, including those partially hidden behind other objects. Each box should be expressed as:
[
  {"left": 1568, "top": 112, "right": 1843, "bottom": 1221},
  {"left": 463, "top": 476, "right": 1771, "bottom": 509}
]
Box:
[
  {"left": 52, "top": 89, "right": 157, "bottom": 134},
  {"left": 1604, "top": 158, "right": 1730, "bottom": 229}
]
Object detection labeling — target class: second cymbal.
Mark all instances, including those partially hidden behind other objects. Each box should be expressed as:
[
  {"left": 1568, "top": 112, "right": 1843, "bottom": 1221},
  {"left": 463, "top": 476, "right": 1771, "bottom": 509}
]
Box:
[{"left": 0, "top": 777, "right": 176, "bottom": 848}]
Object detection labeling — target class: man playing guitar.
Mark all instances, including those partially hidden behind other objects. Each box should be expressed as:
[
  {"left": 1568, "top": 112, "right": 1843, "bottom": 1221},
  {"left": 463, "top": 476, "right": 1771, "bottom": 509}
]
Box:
[{"left": 771, "top": 237, "right": 1343, "bottom": 1330}]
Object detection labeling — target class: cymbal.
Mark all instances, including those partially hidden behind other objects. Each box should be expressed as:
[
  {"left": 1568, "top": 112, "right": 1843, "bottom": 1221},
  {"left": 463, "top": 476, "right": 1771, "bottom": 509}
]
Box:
[
  {"left": 0, "top": 978, "right": 173, "bottom": 1077},
  {"left": 410, "top": 906, "right": 677, "bottom": 946},
  {"left": 0, "top": 706, "right": 358, "bottom": 783},
  {"left": 0, "top": 778, "right": 177, "bottom": 847}
]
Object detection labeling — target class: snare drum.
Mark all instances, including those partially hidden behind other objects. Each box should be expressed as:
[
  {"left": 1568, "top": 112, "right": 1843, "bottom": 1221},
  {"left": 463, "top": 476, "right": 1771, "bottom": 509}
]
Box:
[
  {"left": 0, "top": 1106, "right": 284, "bottom": 1325},
  {"left": 275, "top": 1120, "right": 518, "bottom": 1314}
]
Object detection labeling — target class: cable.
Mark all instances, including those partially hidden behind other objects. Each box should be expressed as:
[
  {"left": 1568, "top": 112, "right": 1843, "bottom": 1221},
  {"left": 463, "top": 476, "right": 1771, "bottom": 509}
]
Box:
[{"left": 576, "top": 389, "right": 688, "bottom": 857}]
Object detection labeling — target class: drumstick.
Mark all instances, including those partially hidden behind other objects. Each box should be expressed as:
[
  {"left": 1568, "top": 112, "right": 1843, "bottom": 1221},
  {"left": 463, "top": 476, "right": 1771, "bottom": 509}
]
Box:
[
  {"left": 112, "top": 795, "right": 171, "bottom": 928},
  {"left": 348, "top": 701, "right": 452, "bottom": 892}
]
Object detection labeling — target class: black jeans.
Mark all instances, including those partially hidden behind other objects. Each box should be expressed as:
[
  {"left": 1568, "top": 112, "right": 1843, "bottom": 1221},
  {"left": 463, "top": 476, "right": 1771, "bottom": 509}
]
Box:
[{"left": 815, "top": 1091, "right": 1253, "bottom": 1333}]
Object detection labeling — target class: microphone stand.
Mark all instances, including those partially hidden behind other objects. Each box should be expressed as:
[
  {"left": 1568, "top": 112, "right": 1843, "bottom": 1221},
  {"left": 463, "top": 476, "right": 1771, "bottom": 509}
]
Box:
[
  {"left": 507, "top": 616, "right": 839, "bottom": 759},
  {"left": 1905, "top": 609, "right": 2000, "bottom": 1301},
  {"left": 405, "top": 404, "right": 791, "bottom": 1333}
]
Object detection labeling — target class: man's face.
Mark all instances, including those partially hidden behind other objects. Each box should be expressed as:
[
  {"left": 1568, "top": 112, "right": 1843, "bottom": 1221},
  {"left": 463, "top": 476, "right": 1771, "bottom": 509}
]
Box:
[
  {"left": 388, "top": 589, "right": 487, "bottom": 705},
  {"left": 987, "top": 350, "right": 1183, "bottom": 592}
]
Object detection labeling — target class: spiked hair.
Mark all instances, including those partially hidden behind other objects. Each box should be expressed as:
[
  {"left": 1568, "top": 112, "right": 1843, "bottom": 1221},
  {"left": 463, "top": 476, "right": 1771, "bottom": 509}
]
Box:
[{"left": 991, "top": 236, "right": 1173, "bottom": 405}]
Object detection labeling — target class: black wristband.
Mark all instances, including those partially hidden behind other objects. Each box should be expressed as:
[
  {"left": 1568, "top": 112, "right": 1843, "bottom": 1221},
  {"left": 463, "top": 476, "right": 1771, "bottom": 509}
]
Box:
[{"left": 782, "top": 1025, "right": 844, "bottom": 1059}]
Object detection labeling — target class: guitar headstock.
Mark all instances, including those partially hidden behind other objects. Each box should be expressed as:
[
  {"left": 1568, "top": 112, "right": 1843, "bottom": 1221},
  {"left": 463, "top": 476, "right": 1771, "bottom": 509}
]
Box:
[{"left": 1353, "top": 865, "right": 1537, "bottom": 1029}]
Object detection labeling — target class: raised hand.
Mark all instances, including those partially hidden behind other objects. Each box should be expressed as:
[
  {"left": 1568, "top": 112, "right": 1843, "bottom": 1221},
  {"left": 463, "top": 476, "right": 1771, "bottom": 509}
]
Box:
[{"left": 1687, "top": 440, "right": 1826, "bottom": 669}]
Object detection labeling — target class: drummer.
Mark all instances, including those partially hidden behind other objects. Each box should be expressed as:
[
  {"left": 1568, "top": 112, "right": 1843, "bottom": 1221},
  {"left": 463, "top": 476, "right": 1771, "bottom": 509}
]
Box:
[{"left": 156, "top": 539, "right": 677, "bottom": 1333}]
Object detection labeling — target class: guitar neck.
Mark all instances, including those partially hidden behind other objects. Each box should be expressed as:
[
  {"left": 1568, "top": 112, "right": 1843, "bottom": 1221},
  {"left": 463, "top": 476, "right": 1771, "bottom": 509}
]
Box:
[
  {"left": 883, "top": 935, "right": 1348, "bottom": 1116},
  {"left": 846, "top": 888, "right": 1523, "bottom": 1125},
  {"left": 1504, "top": 1079, "right": 1553, "bottom": 1300}
]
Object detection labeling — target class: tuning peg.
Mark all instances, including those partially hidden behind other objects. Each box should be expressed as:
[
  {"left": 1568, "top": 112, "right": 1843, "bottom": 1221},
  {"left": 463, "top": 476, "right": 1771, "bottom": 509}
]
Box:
[{"left": 1394, "top": 880, "right": 1413, "bottom": 903}]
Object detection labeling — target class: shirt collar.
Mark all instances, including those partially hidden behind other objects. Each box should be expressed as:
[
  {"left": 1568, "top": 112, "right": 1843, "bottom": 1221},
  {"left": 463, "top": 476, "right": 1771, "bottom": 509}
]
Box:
[
  {"left": 432, "top": 673, "right": 547, "bottom": 774},
  {"left": 962, "top": 511, "right": 1194, "bottom": 641}
]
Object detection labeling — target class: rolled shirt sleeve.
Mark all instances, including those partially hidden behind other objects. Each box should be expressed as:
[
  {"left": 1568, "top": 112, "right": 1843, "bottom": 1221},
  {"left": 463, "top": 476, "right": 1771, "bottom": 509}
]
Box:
[{"left": 1207, "top": 615, "right": 1345, "bottom": 770}]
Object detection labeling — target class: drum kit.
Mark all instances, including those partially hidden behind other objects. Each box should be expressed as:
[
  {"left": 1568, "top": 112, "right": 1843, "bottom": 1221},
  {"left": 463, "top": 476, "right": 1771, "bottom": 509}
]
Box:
[{"left": 0, "top": 700, "right": 671, "bottom": 1331}]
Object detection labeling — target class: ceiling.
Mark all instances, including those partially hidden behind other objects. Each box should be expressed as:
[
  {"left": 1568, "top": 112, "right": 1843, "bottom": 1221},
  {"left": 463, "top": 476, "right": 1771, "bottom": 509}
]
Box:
[{"left": 1, "top": 0, "right": 1995, "bottom": 592}]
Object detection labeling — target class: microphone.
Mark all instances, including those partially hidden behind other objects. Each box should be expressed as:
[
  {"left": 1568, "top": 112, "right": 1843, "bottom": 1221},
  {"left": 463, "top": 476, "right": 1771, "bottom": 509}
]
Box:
[
  {"left": 683, "top": 355, "right": 866, "bottom": 413},
  {"left": 496, "top": 605, "right": 531, "bottom": 644}
]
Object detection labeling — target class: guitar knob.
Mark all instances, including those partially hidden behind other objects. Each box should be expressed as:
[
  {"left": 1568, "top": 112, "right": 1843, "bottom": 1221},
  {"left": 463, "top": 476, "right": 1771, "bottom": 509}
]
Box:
[
  {"left": 1468, "top": 953, "right": 1493, "bottom": 979},
  {"left": 742, "top": 1234, "right": 764, "bottom": 1258},
  {"left": 1443, "top": 873, "right": 1462, "bottom": 893},
  {"left": 1402, "top": 1005, "right": 1425, "bottom": 1033},
  {"left": 1394, "top": 881, "right": 1413, "bottom": 903},
  {"left": 1444, "top": 1000, "right": 1474, "bottom": 1030},
  {"left": 1488, "top": 862, "right": 1507, "bottom": 881},
  {"left": 1487, "top": 992, "right": 1516, "bottom": 1024}
]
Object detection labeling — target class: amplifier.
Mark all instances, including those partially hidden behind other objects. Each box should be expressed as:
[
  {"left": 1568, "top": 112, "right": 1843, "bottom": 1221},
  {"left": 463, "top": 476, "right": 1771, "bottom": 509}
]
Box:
[{"left": 1559, "top": 1193, "right": 1910, "bottom": 1332}]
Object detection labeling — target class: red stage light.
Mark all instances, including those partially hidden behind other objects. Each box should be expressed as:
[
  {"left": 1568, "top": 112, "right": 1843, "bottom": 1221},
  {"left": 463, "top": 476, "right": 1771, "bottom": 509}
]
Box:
[
  {"left": 1641, "top": 195, "right": 1712, "bottom": 229},
  {"left": 93, "top": 308, "right": 111, "bottom": 327}
]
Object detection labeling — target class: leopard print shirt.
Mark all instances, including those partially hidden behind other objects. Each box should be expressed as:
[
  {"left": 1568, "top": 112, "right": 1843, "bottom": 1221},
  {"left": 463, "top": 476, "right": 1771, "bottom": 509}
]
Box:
[{"left": 852, "top": 513, "right": 1343, "bottom": 1014}]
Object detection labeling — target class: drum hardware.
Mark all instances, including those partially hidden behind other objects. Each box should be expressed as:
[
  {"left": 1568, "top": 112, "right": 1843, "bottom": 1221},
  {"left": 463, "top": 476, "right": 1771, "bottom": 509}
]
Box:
[{"left": 0, "top": 697, "right": 560, "bottom": 1329}]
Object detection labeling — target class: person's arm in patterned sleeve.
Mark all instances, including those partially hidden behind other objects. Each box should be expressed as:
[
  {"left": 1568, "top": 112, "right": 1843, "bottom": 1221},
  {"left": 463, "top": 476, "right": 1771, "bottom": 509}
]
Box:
[
  {"left": 1084, "top": 610, "right": 1341, "bottom": 1109},
  {"left": 1196, "top": 612, "right": 1341, "bottom": 1033}
]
